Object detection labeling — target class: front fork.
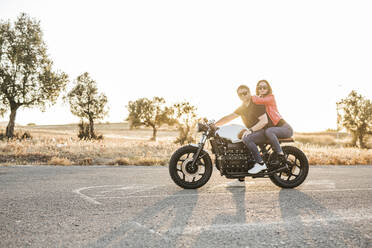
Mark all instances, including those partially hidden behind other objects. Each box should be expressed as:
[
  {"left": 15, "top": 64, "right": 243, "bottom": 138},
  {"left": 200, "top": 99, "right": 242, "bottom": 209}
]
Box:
[{"left": 190, "top": 132, "right": 208, "bottom": 168}]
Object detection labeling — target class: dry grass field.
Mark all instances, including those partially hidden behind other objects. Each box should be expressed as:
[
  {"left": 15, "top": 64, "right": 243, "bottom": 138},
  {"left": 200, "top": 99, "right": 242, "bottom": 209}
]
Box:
[{"left": 0, "top": 122, "right": 371, "bottom": 166}]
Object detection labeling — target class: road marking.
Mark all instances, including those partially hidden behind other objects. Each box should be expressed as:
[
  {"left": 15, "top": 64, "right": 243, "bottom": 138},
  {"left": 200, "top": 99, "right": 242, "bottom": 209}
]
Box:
[
  {"left": 99, "top": 186, "right": 138, "bottom": 194},
  {"left": 168, "top": 215, "right": 372, "bottom": 235},
  {"left": 73, "top": 185, "right": 127, "bottom": 205},
  {"left": 73, "top": 184, "right": 158, "bottom": 205}
]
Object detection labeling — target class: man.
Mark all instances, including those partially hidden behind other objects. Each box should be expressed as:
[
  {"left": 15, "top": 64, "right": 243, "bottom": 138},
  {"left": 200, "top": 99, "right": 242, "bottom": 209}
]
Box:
[{"left": 215, "top": 85, "right": 269, "bottom": 180}]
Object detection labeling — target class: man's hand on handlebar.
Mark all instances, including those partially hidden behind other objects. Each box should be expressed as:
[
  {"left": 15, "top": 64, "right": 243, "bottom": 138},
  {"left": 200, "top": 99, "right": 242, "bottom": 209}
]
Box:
[{"left": 238, "top": 128, "right": 252, "bottom": 140}]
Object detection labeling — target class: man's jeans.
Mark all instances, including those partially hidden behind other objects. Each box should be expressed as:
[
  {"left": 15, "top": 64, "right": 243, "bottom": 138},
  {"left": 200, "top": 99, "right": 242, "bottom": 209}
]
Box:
[
  {"left": 242, "top": 129, "right": 267, "bottom": 163},
  {"left": 265, "top": 123, "right": 293, "bottom": 154}
]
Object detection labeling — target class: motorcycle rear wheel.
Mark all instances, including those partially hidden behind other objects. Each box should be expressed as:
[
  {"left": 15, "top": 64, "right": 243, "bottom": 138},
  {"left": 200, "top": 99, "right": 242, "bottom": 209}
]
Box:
[
  {"left": 169, "top": 145, "right": 213, "bottom": 189},
  {"left": 269, "top": 146, "right": 309, "bottom": 188}
]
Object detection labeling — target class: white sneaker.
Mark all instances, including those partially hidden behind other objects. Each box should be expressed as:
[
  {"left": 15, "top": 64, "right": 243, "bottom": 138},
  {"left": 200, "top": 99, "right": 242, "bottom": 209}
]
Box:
[
  {"left": 248, "top": 163, "right": 267, "bottom": 174},
  {"left": 226, "top": 179, "right": 246, "bottom": 187}
]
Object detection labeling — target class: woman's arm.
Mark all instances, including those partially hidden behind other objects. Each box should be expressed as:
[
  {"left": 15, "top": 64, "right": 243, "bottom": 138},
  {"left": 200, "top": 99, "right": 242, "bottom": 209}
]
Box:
[
  {"left": 251, "top": 94, "right": 275, "bottom": 105},
  {"left": 250, "top": 113, "right": 268, "bottom": 132}
]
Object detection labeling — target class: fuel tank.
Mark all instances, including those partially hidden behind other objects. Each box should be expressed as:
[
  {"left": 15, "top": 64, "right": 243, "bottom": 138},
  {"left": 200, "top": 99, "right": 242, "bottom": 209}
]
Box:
[{"left": 215, "top": 124, "right": 247, "bottom": 143}]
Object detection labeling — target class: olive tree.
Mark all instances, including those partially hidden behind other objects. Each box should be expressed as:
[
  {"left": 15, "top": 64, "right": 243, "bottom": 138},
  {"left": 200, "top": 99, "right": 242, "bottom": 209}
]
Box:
[
  {"left": 0, "top": 13, "right": 68, "bottom": 137},
  {"left": 126, "top": 97, "right": 174, "bottom": 141},
  {"left": 66, "top": 72, "right": 108, "bottom": 139},
  {"left": 337, "top": 90, "right": 372, "bottom": 148}
]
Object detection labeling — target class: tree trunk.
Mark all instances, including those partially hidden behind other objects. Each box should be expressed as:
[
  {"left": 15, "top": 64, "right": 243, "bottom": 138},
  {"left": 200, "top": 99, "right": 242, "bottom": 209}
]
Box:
[
  {"left": 151, "top": 127, "right": 157, "bottom": 141},
  {"left": 358, "top": 131, "right": 365, "bottom": 149},
  {"left": 6, "top": 106, "right": 19, "bottom": 138},
  {"left": 351, "top": 131, "right": 358, "bottom": 147},
  {"left": 89, "top": 117, "right": 95, "bottom": 139}
]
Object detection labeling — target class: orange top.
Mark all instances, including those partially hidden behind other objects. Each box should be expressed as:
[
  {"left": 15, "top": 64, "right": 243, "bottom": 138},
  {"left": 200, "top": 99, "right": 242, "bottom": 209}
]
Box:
[{"left": 251, "top": 94, "right": 282, "bottom": 126}]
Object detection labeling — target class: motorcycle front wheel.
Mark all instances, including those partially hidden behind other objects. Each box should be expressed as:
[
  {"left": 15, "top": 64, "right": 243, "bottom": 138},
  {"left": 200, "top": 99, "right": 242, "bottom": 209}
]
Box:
[{"left": 169, "top": 145, "right": 213, "bottom": 189}]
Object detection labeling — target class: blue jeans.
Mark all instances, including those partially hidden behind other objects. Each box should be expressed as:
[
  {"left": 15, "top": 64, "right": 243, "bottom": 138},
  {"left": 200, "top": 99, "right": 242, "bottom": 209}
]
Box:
[
  {"left": 242, "top": 129, "right": 267, "bottom": 163},
  {"left": 264, "top": 123, "right": 293, "bottom": 154}
]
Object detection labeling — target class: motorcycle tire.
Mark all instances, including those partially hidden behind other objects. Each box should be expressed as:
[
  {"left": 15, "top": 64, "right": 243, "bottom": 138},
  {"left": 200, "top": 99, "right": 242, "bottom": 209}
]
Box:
[
  {"left": 169, "top": 145, "right": 213, "bottom": 189},
  {"left": 269, "top": 146, "right": 309, "bottom": 188}
]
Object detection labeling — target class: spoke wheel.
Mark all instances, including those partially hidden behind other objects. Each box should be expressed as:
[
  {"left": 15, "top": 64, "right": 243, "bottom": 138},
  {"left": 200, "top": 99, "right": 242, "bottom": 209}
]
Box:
[
  {"left": 269, "top": 146, "right": 309, "bottom": 188},
  {"left": 169, "top": 145, "right": 212, "bottom": 189}
]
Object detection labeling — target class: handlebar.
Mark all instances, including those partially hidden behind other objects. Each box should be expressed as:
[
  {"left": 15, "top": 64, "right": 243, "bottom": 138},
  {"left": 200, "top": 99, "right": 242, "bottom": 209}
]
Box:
[{"left": 197, "top": 119, "right": 218, "bottom": 136}]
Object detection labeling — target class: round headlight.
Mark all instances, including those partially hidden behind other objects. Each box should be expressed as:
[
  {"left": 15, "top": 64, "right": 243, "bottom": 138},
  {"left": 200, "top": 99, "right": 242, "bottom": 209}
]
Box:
[{"left": 197, "top": 123, "right": 207, "bottom": 132}]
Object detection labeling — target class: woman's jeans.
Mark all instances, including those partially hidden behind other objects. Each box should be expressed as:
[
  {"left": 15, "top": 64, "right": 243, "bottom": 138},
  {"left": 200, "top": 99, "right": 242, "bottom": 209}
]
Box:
[
  {"left": 265, "top": 123, "right": 293, "bottom": 154},
  {"left": 242, "top": 123, "right": 293, "bottom": 163}
]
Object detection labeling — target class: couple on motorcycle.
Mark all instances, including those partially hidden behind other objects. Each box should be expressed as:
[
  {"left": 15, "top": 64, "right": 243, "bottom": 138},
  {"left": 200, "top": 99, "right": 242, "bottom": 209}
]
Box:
[{"left": 215, "top": 80, "right": 293, "bottom": 181}]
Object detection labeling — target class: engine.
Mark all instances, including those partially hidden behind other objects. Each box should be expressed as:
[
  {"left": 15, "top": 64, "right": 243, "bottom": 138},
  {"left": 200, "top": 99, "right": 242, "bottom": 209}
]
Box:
[{"left": 210, "top": 139, "right": 255, "bottom": 175}]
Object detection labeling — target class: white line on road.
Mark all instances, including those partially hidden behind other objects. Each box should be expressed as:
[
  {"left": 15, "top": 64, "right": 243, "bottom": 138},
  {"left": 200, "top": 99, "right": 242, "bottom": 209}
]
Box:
[
  {"left": 73, "top": 185, "right": 127, "bottom": 205},
  {"left": 73, "top": 184, "right": 159, "bottom": 205}
]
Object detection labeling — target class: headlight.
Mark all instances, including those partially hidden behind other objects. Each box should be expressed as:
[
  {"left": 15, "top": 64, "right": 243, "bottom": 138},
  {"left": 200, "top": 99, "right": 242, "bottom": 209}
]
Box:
[{"left": 197, "top": 123, "right": 208, "bottom": 132}]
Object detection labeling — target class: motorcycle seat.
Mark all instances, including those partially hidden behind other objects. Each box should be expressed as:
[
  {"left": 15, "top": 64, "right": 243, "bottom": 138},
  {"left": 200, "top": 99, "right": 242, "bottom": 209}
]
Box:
[
  {"left": 278, "top": 138, "right": 295, "bottom": 143},
  {"left": 223, "top": 137, "right": 294, "bottom": 146}
]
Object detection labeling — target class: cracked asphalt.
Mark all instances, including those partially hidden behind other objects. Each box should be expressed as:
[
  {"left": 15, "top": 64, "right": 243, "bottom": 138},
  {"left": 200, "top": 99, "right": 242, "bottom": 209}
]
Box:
[{"left": 1, "top": 165, "right": 372, "bottom": 247}]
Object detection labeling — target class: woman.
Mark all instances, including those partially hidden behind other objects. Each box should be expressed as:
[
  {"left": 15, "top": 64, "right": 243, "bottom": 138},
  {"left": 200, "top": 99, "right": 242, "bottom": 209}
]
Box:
[{"left": 251, "top": 80, "right": 293, "bottom": 162}]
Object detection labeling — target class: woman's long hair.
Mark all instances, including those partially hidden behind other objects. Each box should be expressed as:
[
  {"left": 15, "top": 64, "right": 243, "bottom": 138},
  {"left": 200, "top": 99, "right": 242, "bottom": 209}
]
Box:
[{"left": 255, "top": 79, "right": 273, "bottom": 96}]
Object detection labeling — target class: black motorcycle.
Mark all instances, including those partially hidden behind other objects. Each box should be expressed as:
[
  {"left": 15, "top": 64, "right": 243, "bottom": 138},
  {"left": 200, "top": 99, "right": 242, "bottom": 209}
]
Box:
[{"left": 169, "top": 120, "right": 309, "bottom": 189}]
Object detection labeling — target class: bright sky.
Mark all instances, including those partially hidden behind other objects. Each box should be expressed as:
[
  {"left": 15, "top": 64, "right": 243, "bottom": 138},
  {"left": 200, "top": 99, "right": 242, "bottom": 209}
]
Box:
[{"left": 1, "top": 0, "right": 371, "bottom": 132}]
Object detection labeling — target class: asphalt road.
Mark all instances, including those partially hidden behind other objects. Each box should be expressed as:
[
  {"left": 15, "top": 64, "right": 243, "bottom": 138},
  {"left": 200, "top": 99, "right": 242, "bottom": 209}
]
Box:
[{"left": 1, "top": 165, "right": 372, "bottom": 248}]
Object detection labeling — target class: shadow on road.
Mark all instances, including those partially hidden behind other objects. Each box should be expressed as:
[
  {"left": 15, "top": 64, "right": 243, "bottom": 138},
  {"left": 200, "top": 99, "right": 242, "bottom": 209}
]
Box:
[
  {"left": 87, "top": 189, "right": 198, "bottom": 247},
  {"left": 189, "top": 188, "right": 371, "bottom": 247},
  {"left": 190, "top": 186, "right": 247, "bottom": 247},
  {"left": 86, "top": 187, "right": 371, "bottom": 247},
  {"left": 279, "top": 189, "right": 371, "bottom": 247}
]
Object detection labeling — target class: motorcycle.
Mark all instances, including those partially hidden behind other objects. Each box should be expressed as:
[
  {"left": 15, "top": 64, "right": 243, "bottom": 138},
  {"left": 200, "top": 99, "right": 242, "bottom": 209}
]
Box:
[{"left": 169, "top": 120, "right": 309, "bottom": 189}]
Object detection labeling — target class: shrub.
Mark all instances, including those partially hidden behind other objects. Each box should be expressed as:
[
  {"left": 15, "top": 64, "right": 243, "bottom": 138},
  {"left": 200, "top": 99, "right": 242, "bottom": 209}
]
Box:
[
  {"left": 78, "top": 121, "right": 103, "bottom": 140},
  {"left": 78, "top": 122, "right": 90, "bottom": 140},
  {"left": 79, "top": 157, "right": 93, "bottom": 165},
  {"left": 20, "top": 131, "right": 32, "bottom": 140},
  {"left": 48, "top": 157, "right": 71, "bottom": 166},
  {"left": 0, "top": 130, "right": 32, "bottom": 141},
  {"left": 110, "top": 157, "right": 130, "bottom": 165},
  {"left": 174, "top": 126, "right": 196, "bottom": 145}
]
